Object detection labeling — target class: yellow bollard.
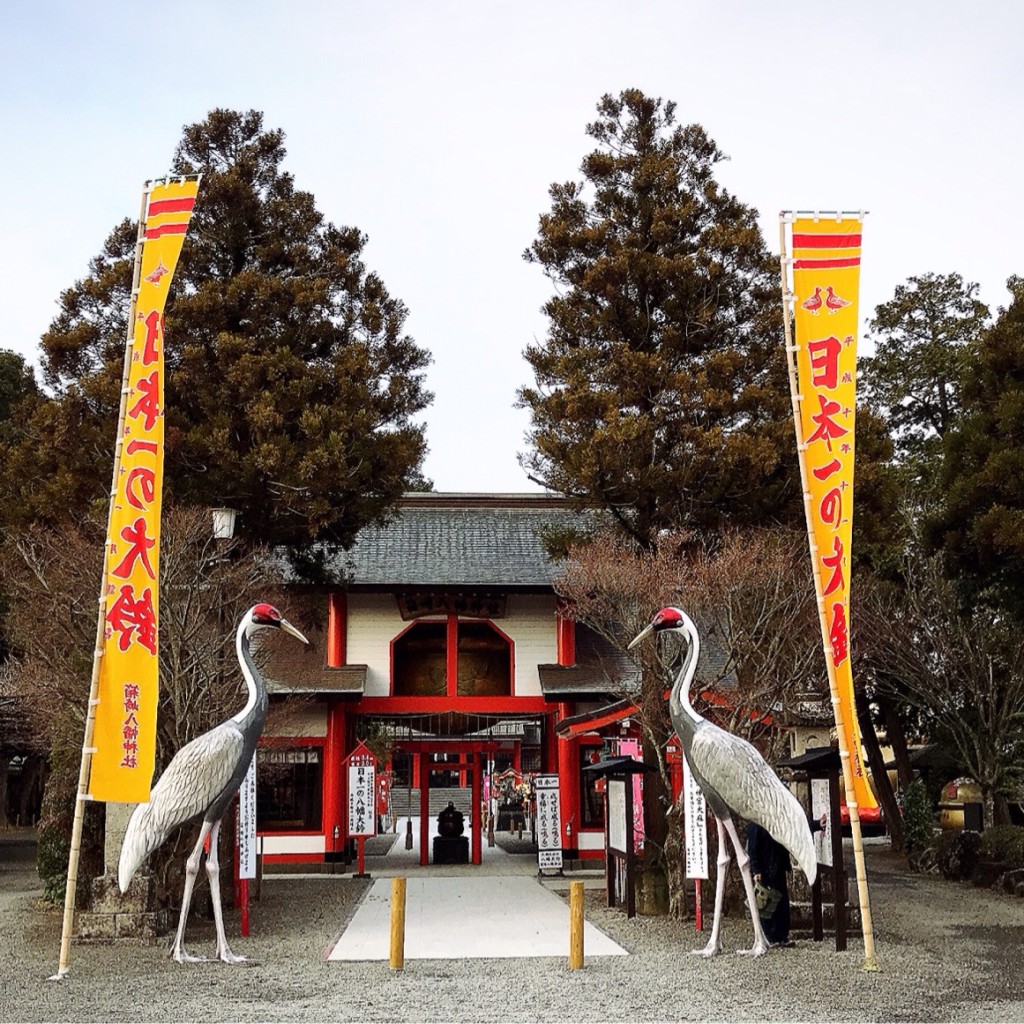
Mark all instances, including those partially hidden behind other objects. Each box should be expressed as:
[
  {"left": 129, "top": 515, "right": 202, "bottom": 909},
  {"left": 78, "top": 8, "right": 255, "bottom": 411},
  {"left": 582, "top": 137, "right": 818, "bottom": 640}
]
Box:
[
  {"left": 569, "top": 880, "right": 584, "bottom": 970},
  {"left": 390, "top": 877, "right": 407, "bottom": 970}
]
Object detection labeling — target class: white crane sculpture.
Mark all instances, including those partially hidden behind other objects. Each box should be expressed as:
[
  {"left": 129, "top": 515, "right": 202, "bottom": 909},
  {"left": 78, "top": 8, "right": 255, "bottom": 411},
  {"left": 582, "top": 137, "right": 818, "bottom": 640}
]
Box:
[
  {"left": 629, "top": 606, "right": 815, "bottom": 956},
  {"left": 118, "top": 603, "right": 308, "bottom": 963}
]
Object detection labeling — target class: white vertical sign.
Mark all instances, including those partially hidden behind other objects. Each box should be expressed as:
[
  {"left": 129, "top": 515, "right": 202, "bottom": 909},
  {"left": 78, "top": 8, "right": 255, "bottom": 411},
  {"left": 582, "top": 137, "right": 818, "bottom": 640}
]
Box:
[
  {"left": 607, "top": 778, "right": 627, "bottom": 854},
  {"left": 682, "top": 754, "right": 708, "bottom": 879},
  {"left": 534, "top": 774, "right": 563, "bottom": 871},
  {"left": 348, "top": 761, "right": 376, "bottom": 837},
  {"left": 811, "top": 777, "right": 833, "bottom": 867},
  {"left": 238, "top": 754, "right": 257, "bottom": 880}
]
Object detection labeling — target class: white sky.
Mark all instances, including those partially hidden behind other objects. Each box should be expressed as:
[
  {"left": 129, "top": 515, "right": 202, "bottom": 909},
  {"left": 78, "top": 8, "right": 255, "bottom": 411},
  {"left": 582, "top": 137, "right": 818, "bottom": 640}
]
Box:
[{"left": 2, "top": 1, "right": 1021, "bottom": 493}]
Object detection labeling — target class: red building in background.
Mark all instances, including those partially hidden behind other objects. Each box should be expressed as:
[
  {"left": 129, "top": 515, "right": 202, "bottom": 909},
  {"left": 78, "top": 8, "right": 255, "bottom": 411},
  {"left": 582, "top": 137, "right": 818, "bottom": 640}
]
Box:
[{"left": 258, "top": 492, "right": 640, "bottom": 867}]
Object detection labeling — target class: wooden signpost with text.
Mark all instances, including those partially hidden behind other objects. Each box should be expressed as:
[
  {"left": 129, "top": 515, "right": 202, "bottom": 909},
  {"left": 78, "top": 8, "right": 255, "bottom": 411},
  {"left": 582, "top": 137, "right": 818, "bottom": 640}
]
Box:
[{"left": 344, "top": 741, "right": 377, "bottom": 877}]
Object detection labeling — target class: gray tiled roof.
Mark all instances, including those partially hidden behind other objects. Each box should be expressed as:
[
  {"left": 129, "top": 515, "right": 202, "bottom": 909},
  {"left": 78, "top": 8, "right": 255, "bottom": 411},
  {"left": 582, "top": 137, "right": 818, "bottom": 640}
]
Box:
[{"left": 319, "top": 495, "right": 591, "bottom": 588}]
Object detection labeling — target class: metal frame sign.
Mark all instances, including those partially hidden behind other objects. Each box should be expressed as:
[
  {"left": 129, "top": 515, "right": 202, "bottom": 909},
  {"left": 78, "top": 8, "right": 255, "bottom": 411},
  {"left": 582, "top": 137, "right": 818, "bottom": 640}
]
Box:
[
  {"left": 534, "top": 774, "right": 563, "bottom": 871},
  {"left": 683, "top": 754, "right": 708, "bottom": 879}
]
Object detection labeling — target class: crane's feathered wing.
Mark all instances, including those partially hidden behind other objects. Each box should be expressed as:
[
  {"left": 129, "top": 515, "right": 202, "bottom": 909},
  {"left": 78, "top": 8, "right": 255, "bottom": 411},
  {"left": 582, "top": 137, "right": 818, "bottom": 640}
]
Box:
[
  {"left": 688, "top": 725, "right": 816, "bottom": 884},
  {"left": 118, "top": 721, "right": 245, "bottom": 893}
]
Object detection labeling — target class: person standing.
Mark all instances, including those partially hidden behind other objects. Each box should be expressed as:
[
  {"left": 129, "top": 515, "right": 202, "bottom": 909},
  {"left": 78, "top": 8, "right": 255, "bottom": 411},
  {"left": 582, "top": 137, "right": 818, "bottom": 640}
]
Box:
[{"left": 746, "top": 821, "right": 794, "bottom": 947}]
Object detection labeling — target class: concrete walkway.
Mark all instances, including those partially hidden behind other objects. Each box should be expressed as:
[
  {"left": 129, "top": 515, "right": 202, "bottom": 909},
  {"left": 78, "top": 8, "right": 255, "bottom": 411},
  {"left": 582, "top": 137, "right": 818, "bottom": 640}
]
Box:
[{"left": 326, "top": 816, "right": 627, "bottom": 961}]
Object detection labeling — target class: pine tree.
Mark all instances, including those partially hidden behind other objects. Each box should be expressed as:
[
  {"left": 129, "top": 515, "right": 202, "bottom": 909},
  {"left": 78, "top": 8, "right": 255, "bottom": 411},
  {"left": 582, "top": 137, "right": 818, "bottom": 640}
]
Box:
[
  {"left": 518, "top": 90, "right": 798, "bottom": 546},
  {"left": 860, "top": 272, "right": 989, "bottom": 495},
  {"left": 1, "top": 110, "right": 432, "bottom": 551},
  {"left": 930, "top": 276, "right": 1024, "bottom": 613}
]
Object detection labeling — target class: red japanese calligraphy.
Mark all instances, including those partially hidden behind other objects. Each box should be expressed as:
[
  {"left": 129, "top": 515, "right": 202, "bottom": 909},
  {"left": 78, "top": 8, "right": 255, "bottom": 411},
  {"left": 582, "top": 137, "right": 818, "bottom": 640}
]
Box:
[
  {"left": 125, "top": 466, "right": 156, "bottom": 510},
  {"left": 121, "top": 699, "right": 141, "bottom": 768},
  {"left": 806, "top": 393, "right": 849, "bottom": 452},
  {"left": 140, "top": 310, "right": 163, "bottom": 366},
  {"left": 126, "top": 438, "right": 158, "bottom": 457},
  {"left": 819, "top": 487, "right": 843, "bottom": 526},
  {"left": 829, "top": 602, "right": 849, "bottom": 666},
  {"left": 110, "top": 518, "right": 157, "bottom": 580},
  {"left": 807, "top": 335, "right": 841, "bottom": 389},
  {"left": 106, "top": 584, "right": 157, "bottom": 654},
  {"left": 812, "top": 458, "right": 842, "bottom": 481},
  {"left": 821, "top": 536, "right": 845, "bottom": 597},
  {"left": 127, "top": 370, "right": 161, "bottom": 431}
]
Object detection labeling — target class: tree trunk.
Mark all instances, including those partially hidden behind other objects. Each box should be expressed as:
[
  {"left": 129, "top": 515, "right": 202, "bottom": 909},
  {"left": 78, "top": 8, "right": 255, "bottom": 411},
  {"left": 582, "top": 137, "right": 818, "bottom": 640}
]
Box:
[
  {"left": 857, "top": 698, "right": 905, "bottom": 851},
  {"left": 877, "top": 693, "right": 914, "bottom": 795},
  {"left": 637, "top": 728, "right": 670, "bottom": 915},
  {"left": 0, "top": 757, "right": 8, "bottom": 829}
]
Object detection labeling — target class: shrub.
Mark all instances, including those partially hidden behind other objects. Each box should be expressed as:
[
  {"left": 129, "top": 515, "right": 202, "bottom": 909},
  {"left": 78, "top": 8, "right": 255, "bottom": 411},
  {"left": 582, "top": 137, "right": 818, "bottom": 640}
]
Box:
[
  {"left": 36, "top": 823, "right": 70, "bottom": 904},
  {"left": 902, "top": 779, "right": 935, "bottom": 859},
  {"left": 980, "top": 824, "right": 1024, "bottom": 869},
  {"left": 934, "top": 829, "right": 982, "bottom": 881}
]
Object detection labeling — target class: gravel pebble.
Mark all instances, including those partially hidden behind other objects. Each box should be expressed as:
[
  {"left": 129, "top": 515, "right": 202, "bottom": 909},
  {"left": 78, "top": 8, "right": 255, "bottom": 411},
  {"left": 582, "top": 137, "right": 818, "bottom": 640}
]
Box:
[{"left": 1, "top": 835, "right": 1023, "bottom": 1023}]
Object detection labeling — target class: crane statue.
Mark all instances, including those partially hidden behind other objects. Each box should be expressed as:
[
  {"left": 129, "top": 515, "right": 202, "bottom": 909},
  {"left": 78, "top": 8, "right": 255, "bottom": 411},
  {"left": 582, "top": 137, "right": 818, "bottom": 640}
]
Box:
[
  {"left": 118, "top": 603, "right": 308, "bottom": 964},
  {"left": 629, "top": 606, "right": 815, "bottom": 957}
]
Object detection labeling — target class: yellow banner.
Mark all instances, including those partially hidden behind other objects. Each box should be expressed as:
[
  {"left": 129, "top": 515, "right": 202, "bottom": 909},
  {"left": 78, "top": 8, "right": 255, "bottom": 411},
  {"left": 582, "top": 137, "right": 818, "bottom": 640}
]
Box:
[
  {"left": 88, "top": 178, "right": 200, "bottom": 802},
  {"left": 790, "top": 215, "right": 877, "bottom": 812}
]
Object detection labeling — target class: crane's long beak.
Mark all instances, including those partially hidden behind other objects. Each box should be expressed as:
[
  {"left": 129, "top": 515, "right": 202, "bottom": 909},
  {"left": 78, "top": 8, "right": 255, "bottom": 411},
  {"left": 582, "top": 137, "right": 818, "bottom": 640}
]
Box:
[
  {"left": 627, "top": 623, "right": 654, "bottom": 650},
  {"left": 280, "top": 618, "right": 310, "bottom": 645}
]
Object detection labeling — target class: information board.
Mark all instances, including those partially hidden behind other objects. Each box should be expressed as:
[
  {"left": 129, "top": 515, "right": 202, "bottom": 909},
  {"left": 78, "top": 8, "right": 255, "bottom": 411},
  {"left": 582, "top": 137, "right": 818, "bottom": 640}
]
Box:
[
  {"left": 534, "top": 774, "right": 563, "bottom": 871},
  {"left": 812, "top": 776, "right": 833, "bottom": 866},
  {"left": 238, "top": 754, "right": 257, "bottom": 879},
  {"left": 348, "top": 759, "right": 376, "bottom": 838},
  {"left": 683, "top": 754, "right": 708, "bottom": 879},
  {"left": 607, "top": 778, "right": 627, "bottom": 855}
]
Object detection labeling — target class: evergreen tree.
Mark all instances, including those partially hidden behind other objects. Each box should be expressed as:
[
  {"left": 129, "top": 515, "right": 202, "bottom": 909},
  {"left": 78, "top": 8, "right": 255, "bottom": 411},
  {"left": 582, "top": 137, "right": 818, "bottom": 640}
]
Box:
[
  {"left": 860, "top": 272, "right": 989, "bottom": 495},
  {"left": 0, "top": 110, "right": 432, "bottom": 552},
  {"left": 930, "top": 276, "right": 1024, "bottom": 613},
  {"left": 518, "top": 90, "right": 798, "bottom": 546}
]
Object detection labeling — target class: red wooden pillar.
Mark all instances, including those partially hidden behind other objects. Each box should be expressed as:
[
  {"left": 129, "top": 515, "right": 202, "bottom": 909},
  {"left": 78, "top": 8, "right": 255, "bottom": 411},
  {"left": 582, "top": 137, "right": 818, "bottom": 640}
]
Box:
[
  {"left": 419, "top": 768, "right": 431, "bottom": 866},
  {"left": 322, "top": 703, "right": 347, "bottom": 862},
  {"left": 327, "top": 593, "right": 347, "bottom": 667},
  {"left": 545, "top": 712, "right": 559, "bottom": 773},
  {"left": 512, "top": 741, "right": 522, "bottom": 774},
  {"left": 557, "top": 703, "right": 579, "bottom": 856},
  {"left": 471, "top": 752, "right": 482, "bottom": 865},
  {"left": 556, "top": 613, "right": 576, "bottom": 666}
]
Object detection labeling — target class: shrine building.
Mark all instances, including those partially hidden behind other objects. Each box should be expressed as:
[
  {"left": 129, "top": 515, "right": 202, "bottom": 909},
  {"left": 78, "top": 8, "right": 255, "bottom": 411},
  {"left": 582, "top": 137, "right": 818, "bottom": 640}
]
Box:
[{"left": 257, "top": 492, "right": 640, "bottom": 867}]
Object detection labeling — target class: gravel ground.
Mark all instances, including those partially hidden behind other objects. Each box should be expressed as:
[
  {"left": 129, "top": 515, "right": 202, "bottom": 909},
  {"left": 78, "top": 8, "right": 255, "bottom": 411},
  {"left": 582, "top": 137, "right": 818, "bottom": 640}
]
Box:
[{"left": 1, "top": 832, "right": 1023, "bottom": 1023}]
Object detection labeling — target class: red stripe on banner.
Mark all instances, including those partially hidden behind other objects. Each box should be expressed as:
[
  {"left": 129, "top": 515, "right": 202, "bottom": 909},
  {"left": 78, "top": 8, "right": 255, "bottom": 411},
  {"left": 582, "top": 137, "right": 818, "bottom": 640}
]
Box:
[
  {"left": 148, "top": 198, "right": 196, "bottom": 216},
  {"left": 792, "top": 233, "right": 861, "bottom": 249},
  {"left": 794, "top": 257, "right": 861, "bottom": 269},
  {"left": 144, "top": 223, "right": 189, "bottom": 239}
]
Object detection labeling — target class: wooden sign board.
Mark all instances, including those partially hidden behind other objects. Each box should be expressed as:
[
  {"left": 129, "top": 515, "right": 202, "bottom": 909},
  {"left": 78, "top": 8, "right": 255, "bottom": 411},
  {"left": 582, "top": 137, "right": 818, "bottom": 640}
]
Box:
[{"left": 534, "top": 774, "right": 563, "bottom": 871}]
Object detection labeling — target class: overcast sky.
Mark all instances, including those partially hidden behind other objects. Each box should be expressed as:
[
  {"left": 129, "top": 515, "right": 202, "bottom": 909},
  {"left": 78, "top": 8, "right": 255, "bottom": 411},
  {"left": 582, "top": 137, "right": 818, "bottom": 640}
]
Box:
[{"left": 2, "top": 1, "right": 1021, "bottom": 493}]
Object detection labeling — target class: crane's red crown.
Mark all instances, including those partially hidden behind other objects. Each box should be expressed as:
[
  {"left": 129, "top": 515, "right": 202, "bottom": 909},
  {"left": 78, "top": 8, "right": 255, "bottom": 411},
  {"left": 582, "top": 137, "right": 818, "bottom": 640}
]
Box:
[
  {"left": 652, "top": 607, "right": 685, "bottom": 631},
  {"left": 251, "top": 603, "right": 283, "bottom": 626}
]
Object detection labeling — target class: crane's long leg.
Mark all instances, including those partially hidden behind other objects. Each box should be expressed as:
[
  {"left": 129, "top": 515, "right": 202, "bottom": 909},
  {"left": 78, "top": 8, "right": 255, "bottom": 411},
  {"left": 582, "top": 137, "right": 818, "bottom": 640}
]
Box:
[
  {"left": 691, "top": 816, "right": 728, "bottom": 957},
  {"left": 205, "top": 819, "right": 247, "bottom": 964},
  {"left": 171, "top": 821, "right": 215, "bottom": 963},
  {"left": 721, "top": 816, "right": 770, "bottom": 957}
]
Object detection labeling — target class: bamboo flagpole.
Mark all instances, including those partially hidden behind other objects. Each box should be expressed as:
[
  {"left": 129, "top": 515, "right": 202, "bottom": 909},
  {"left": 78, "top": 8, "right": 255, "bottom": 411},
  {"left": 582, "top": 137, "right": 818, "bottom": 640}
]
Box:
[
  {"left": 50, "top": 188, "right": 149, "bottom": 981},
  {"left": 778, "top": 212, "right": 879, "bottom": 972},
  {"left": 50, "top": 176, "right": 200, "bottom": 980}
]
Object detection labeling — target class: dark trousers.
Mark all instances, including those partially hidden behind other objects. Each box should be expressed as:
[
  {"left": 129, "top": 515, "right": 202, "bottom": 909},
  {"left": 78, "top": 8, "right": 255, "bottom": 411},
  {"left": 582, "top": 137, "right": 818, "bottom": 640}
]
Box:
[{"left": 760, "top": 885, "right": 790, "bottom": 944}]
